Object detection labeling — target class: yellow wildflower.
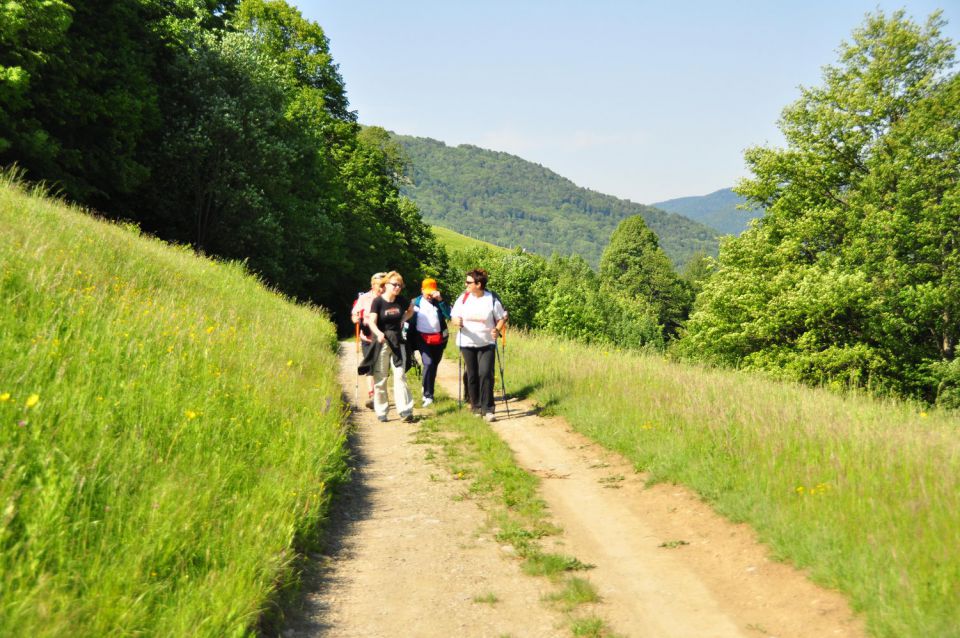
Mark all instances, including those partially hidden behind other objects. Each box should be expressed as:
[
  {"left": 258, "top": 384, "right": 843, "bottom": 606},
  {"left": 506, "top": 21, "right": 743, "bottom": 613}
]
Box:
[
  {"left": 184, "top": 410, "right": 199, "bottom": 420},
  {"left": 206, "top": 326, "right": 215, "bottom": 334},
  {"left": 286, "top": 360, "right": 294, "bottom": 367},
  {"left": 0, "top": 393, "right": 10, "bottom": 402},
  {"left": 25, "top": 394, "right": 40, "bottom": 409}
]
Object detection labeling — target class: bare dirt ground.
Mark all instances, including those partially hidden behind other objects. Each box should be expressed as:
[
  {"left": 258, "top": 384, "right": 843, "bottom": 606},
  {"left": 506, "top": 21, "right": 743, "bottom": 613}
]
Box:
[{"left": 281, "top": 341, "right": 869, "bottom": 638}]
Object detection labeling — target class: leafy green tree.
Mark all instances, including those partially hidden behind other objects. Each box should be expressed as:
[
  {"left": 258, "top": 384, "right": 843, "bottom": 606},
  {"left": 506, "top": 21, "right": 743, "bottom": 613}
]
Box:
[
  {"left": 599, "top": 215, "right": 689, "bottom": 336},
  {"left": 535, "top": 255, "right": 609, "bottom": 344},
  {"left": 679, "top": 250, "right": 714, "bottom": 301},
  {"left": 139, "top": 31, "right": 299, "bottom": 263},
  {"left": 1, "top": 0, "right": 164, "bottom": 202},
  {"left": 234, "top": 0, "right": 351, "bottom": 120},
  {"left": 0, "top": 0, "right": 72, "bottom": 156},
  {"left": 680, "top": 11, "right": 958, "bottom": 401}
]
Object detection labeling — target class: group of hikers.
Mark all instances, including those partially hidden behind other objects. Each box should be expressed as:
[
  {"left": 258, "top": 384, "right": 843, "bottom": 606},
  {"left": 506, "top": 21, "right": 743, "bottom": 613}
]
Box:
[{"left": 352, "top": 269, "right": 508, "bottom": 423}]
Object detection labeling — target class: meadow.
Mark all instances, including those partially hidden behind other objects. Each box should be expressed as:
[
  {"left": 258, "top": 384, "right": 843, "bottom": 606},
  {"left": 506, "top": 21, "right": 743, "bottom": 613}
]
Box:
[
  {"left": 0, "top": 176, "right": 348, "bottom": 636},
  {"left": 431, "top": 225, "right": 511, "bottom": 255},
  {"left": 501, "top": 331, "right": 959, "bottom": 638}
]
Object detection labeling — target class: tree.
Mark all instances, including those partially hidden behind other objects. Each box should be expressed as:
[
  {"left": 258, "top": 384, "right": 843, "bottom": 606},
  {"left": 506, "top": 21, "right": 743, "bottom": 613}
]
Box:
[
  {"left": 234, "top": 0, "right": 352, "bottom": 120},
  {"left": 0, "top": 0, "right": 72, "bottom": 157},
  {"left": 599, "top": 215, "right": 688, "bottom": 336},
  {"left": 680, "top": 11, "right": 958, "bottom": 401}
]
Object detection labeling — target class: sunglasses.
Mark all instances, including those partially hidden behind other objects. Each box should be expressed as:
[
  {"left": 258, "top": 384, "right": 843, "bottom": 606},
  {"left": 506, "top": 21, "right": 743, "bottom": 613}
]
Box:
[
  {"left": 386, "top": 282, "right": 402, "bottom": 288},
  {"left": 464, "top": 280, "right": 475, "bottom": 285}
]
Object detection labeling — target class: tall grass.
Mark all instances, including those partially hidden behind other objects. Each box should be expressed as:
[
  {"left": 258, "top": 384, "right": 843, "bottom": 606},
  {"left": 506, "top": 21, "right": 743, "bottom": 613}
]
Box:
[
  {"left": 0, "top": 176, "right": 348, "bottom": 636},
  {"left": 502, "top": 331, "right": 959, "bottom": 638}
]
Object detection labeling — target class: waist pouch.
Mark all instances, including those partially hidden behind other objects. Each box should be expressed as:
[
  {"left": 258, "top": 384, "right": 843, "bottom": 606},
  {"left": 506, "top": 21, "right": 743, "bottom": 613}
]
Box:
[{"left": 421, "top": 332, "right": 444, "bottom": 346}]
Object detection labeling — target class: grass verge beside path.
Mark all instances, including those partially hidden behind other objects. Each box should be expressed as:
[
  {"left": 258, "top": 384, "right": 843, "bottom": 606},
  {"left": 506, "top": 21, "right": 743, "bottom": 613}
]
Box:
[
  {"left": 0, "top": 177, "right": 348, "bottom": 636},
  {"left": 502, "top": 330, "right": 960, "bottom": 638},
  {"left": 415, "top": 391, "right": 619, "bottom": 638}
]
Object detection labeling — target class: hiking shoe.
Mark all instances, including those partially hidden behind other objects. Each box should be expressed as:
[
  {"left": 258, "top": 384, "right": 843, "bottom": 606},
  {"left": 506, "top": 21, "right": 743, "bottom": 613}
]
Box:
[
  {"left": 377, "top": 414, "right": 388, "bottom": 423},
  {"left": 422, "top": 397, "right": 434, "bottom": 408},
  {"left": 483, "top": 412, "right": 497, "bottom": 423},
  {"left": 401, "top": 411, "right": 415, "bottom": 423},
  {"left": 365, "top": 391, "right": 374, "bottom": 410}
]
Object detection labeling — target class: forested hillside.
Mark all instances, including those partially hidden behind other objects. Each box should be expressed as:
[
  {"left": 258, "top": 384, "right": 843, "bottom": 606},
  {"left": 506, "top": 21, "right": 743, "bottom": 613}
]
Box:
[
  {"left": 394, "top": 134, "right": 718, "bottom": 268},
  {"left": 653, "top": 188, "right": 763, "bottom": 236}
]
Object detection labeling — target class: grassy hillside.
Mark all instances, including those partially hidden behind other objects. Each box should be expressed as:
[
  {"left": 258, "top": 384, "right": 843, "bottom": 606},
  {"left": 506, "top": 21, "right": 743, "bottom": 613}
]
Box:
[
  {"left": 652, "top": 188, "right": 764, "bottom": 236},
  {"left": 0, "top": 176, "right": 348, "bottom": 637},
  {"left": 432, "top": 224, "right": 511, "bottom": 255},
  {"left": 503, "top": 331, "right": 960, "bottom": 638},
  {"left": 396, "top": 134, "right": 718, "bottom": 269}
]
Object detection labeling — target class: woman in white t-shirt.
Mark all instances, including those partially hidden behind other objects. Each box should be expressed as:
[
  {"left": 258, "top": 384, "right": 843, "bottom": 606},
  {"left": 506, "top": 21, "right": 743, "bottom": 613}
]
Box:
[{"left": 450, "top": 269, "right": 507, "bottom": 422}]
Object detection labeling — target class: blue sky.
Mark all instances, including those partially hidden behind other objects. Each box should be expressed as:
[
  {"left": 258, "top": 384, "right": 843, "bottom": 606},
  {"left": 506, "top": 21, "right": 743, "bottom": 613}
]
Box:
[{"left": 295, "top": 1, "right": 960, "bottom": 204}]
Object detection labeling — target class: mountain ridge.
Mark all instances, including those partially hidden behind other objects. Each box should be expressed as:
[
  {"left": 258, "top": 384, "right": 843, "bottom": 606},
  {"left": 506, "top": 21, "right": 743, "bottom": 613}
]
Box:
[
  {"left": 652, "top": 188, "right": 763, "bottom": 236},
  {"left": 394, "top": 134, "right": 718, "bottom": 268}
]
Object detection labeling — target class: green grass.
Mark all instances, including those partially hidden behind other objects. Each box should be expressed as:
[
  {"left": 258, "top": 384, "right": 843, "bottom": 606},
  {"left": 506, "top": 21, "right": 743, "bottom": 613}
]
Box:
[
  {"left": 472, "top": 592, "right": 499, "bottom": 604},
  {"left": 0, "top": 176, "right": 349, "bottom": 636},
  {"left": 522, "top": 553, "right": 593, "bottom": 578},
  {"left": 544, "top": 577, "right": 601, "bottom": 611},
  {"left": 431, "top": 225, "right": 511, "bottom": 254},
  {"left": 502, "top": 330, "right": 960, "bottom": 638},
  {"left": 571, "top": 615, "right": 620, "bottom": 637}
]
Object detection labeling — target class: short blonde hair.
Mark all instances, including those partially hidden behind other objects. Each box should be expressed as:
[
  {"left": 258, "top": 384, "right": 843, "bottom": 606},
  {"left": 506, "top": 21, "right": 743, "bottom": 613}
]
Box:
[
  {"left": 383, "top": 271, "right": 404, "bottom": 287},
  {"left": 371, "top": 272, "right": 386, "bottom": 287}
]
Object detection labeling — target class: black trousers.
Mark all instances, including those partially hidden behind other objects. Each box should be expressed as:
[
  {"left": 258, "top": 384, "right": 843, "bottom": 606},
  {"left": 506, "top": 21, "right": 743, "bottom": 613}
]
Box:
[{"left": 460, "top": 344, "right": 496, "bottom": 413}]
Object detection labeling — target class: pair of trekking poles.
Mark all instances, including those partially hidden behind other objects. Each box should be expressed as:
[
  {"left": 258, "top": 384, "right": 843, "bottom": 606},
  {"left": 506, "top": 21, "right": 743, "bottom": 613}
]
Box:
[{"left": 458, "top": 326, "right": 510, "bottom": 419}]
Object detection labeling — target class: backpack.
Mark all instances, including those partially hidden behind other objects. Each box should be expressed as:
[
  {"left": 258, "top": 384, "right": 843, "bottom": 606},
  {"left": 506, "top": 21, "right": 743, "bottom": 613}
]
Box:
[
  {"left": 352, "top": 292, "right": 372, "bottom": 338},
  {"left": 458, "top": 289, "right": 505, "bottom": 314}
]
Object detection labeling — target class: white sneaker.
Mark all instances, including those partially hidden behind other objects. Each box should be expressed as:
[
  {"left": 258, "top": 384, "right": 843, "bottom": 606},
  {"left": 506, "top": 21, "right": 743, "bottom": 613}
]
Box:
[
  {"left": 422, "top": 397, "right": 434, "bottom": 407},
  {"left": 484, "top": 412, "right": 496, "bottom": 423}
]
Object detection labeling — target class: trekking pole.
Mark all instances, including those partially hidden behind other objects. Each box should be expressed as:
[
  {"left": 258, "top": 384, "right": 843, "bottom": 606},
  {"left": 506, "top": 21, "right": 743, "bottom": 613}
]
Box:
[
  {"left": 354, "top": 321, "right": 360, "bottom": 405},
  {"left": 495, "top": 336, "right": 510, "bottom": 418},
  {"left": 457, "top": 348, "right": 463, "bottom": 409},
  {"left": 499, "top": 324, "right": 507, "bottom": 384}
]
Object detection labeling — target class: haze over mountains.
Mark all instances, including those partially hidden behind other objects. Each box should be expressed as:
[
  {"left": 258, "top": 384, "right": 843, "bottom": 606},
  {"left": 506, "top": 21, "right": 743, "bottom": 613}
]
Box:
[
  {"left": 652, "top": 189, "right": 764, "bottom": 236},
  {"left": 393, "top": 134, "right": 720, "bottom": 268}
]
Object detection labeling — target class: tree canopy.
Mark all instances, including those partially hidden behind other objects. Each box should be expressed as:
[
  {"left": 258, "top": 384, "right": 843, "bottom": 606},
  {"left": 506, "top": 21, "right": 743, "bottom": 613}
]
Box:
[
  {"left": 599, "top": 215, "right": 690, "bottom": 336},
  {"left": 679, "top": 10, "right": 959, "bottom": 405}
]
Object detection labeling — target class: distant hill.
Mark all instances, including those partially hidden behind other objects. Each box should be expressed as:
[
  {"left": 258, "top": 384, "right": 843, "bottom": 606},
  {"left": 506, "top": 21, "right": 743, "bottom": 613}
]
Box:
[
  {"left": 652, "top": 188, "right": 763, "bottom": 236},
  {"left": 395, "top": 134, "right": 718, "bottom": 268}
]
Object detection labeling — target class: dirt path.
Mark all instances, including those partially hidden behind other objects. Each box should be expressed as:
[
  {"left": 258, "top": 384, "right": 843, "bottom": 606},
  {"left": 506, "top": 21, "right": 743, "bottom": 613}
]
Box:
[
  {"left": 283, "top": 341, "right": 868, "bottom": 637},
  {"left": 281, "top": 342, "right": 563, "bottom": 637}
]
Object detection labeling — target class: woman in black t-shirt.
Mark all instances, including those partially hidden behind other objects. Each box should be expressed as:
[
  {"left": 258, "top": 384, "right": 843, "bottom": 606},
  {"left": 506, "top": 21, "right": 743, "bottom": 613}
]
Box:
[{"left": 366, "top": 271, "right": 416, "bottom": 422}]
